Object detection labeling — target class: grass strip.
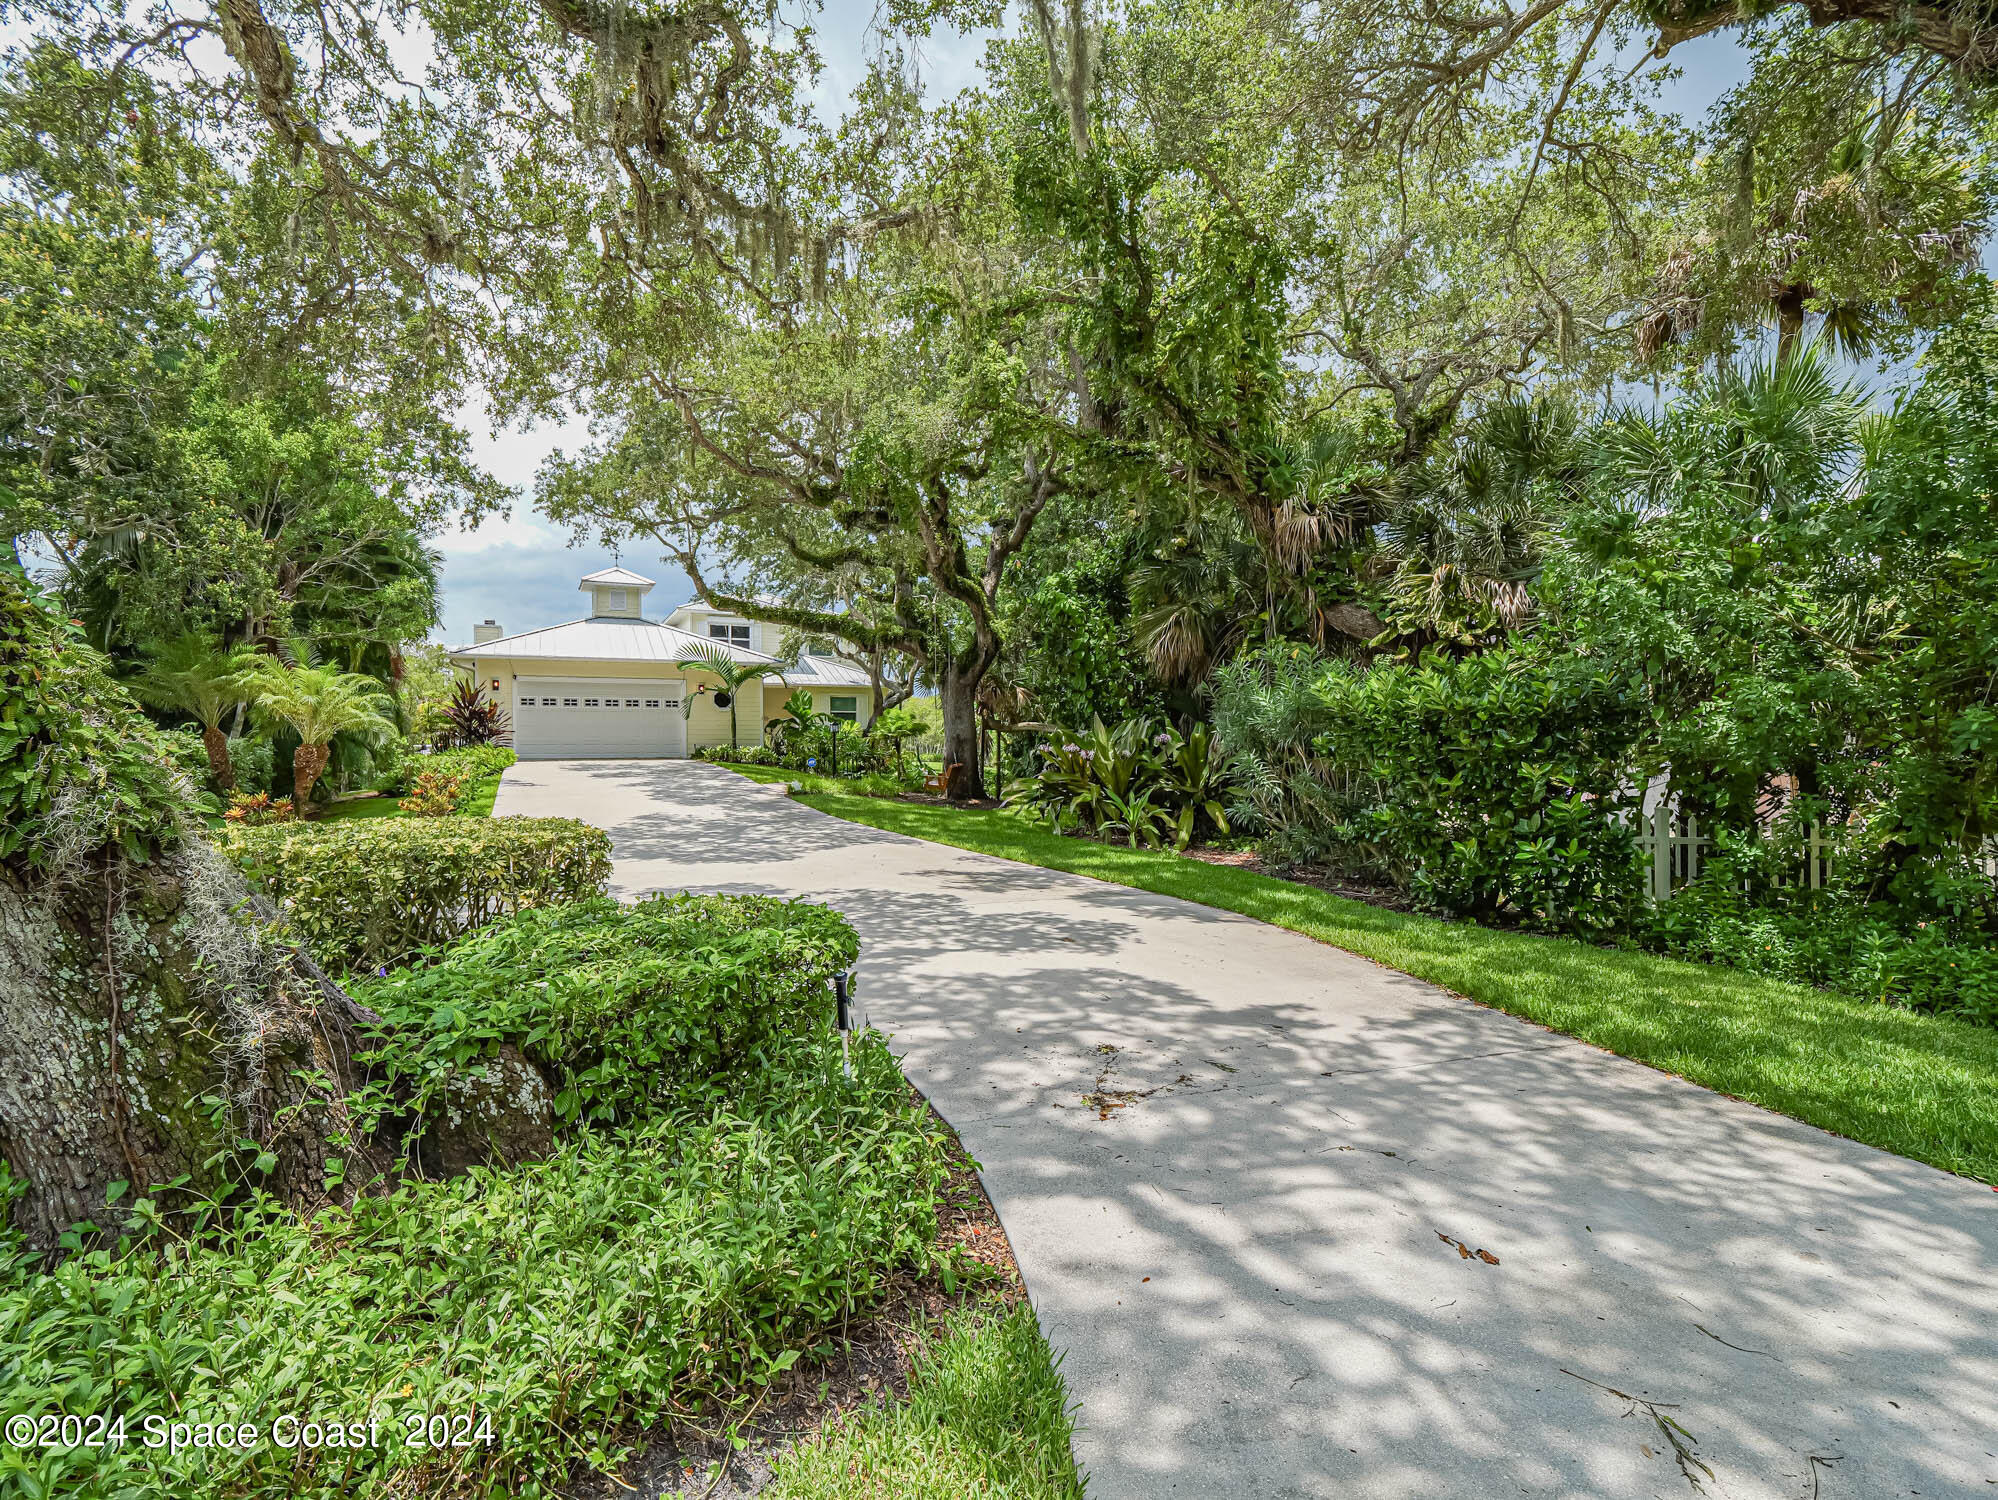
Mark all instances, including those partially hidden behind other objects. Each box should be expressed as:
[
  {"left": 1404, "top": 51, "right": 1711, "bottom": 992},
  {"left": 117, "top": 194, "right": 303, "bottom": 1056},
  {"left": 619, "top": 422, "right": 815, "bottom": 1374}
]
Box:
[
  {"left": 458, "top": 771, "right": 502, "bottom": 817},
  {"left": 775, "top": 782, "right": 1998, "bottom": 1186},
  {"left": 318, "top": 793, "right": 402, "bottom": 821},
  {"left": 768, "top": 1304, "right": 1084, "bottom": 1499},
  {"left": 720, "top": 762, "right": 923, "bottom": 799}
]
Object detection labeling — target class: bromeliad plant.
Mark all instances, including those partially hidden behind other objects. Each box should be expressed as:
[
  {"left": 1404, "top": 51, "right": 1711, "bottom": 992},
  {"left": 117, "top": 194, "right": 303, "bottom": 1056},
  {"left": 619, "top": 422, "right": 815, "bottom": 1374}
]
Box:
[{"left": 1006, "top": 716, "right": 1232, "bottom": 850}]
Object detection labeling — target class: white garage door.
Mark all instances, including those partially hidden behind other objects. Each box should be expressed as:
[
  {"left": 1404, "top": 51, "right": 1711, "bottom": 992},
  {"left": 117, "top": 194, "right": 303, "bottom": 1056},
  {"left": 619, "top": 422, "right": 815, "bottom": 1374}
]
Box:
[{"left": 513, "top": 677, "right": 686, "bottom": 759}]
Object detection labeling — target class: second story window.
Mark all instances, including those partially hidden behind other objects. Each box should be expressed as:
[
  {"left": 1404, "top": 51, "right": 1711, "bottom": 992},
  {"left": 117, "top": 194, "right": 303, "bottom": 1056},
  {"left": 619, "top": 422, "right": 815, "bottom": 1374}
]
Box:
[{"left": 708, "top": 623, "right": 751, "bottom": 646}]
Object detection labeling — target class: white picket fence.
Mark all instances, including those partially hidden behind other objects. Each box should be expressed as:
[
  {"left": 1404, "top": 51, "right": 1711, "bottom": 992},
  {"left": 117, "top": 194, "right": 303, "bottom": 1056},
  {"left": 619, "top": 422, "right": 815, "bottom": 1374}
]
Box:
[
  {"left": 1631, "top": 798, "right": 1998, "bottom": 903},
  {"left": 1630, "top": 804, "right": 1834, "bottom": 903}
]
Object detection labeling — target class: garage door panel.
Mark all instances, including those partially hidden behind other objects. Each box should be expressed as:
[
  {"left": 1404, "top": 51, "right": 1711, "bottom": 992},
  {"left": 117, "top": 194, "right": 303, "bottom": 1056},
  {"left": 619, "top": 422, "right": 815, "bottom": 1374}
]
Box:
[{"left": 514, "top": 677, "right": 685, "bottom": 759}]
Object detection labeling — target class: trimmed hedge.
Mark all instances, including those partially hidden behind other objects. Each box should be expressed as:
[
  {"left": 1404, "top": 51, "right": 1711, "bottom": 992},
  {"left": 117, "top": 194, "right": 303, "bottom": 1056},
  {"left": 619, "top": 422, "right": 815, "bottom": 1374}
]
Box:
[
  {"left": 354, "top": 894, "right": 860, "bottom": 1124},
  {"left": 221, "top": 816, "right": 612, "bottom": 972}
]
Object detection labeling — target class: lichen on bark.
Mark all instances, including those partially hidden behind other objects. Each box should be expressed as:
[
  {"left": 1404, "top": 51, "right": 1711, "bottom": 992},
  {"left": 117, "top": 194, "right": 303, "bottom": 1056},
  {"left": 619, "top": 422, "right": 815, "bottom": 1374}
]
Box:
[{"left": 0, "top": 839, "right": 392, "bottom": 1252}]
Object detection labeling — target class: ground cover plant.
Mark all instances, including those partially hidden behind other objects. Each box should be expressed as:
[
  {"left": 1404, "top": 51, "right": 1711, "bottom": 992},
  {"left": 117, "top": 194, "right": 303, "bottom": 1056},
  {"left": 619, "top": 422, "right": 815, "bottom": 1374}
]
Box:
[
  {"left": 769, "top": 782, "right": 1998, "bottom": 1185},
  {"left": 765, "top": 1305, "right": 1084, "bottom": 1499},
  {"left": 221, "top": 814, "right": 611, "bottom": 972},
  {"left": 0, "top": 1033, "right": 960, "bottom": 1500}
]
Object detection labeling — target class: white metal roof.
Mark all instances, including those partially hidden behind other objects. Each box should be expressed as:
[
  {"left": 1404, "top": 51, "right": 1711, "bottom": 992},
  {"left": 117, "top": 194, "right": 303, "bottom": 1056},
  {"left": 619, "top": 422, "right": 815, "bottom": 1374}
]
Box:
[
  {"left": 578, "top": 566, "right": 656, "bottom": 589},
  {"left": 665, "top": 592, "right": 787, "bottom": 617},
  {"left": 449, "top": 617, "right": 776, "bottom": 665},
  {"left": 766, "top": 654, "right": 874, "bottom": 688}
]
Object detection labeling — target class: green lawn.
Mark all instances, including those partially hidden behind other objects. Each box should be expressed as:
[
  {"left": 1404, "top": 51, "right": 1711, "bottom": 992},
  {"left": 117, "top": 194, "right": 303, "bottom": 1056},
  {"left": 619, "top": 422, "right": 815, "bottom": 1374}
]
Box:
[
  {"left": 772, "top": 782, "right": 1998, "bottom": 1185},
  {"left": 318, "top": 793, "right": 403, "bottom": 821},
  {"left": 722, "top": 761, "right": 926, "bottom": 799},
  {"left": 315, "top": 774, "right": 502, "bottom": 821},
  {"left": 768, "top": 1304, "right": 1083, "bottom": 1499},
  {"left": 458, "top": 771, "right": 502, "bottom": 816}
]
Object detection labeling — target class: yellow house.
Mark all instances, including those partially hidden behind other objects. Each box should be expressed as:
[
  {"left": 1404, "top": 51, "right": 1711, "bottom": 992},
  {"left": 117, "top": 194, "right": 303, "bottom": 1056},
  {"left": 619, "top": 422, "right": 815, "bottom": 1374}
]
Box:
[
  {"left": 449, "top": 568, "right": 778, "bottom": 758},
  {"left": 448, "top": 568, "right": 878, "bottom": 758},
  {"left": 661, "top": 598, "right": 876, "bottom": 732}
]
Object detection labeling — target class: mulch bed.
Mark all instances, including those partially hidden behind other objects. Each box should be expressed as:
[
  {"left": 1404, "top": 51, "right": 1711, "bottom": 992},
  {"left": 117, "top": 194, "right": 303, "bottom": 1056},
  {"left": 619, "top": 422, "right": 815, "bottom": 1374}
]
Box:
[
  {"left": 565, "top": 1097, "right": 1025, "bottom": 1499},
  {"left": 890, "top": 791, "right": 1003, "bottom": 810}
]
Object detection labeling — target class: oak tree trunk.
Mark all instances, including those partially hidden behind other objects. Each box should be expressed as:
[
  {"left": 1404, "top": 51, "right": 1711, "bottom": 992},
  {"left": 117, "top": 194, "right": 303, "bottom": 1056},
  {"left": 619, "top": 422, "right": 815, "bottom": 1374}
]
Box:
[
  {"left": 940, "top": 664, "right": 985, "bottom": 802},
  {"left": 0, "top": 840, "right": 395, "bottom": 1252}
]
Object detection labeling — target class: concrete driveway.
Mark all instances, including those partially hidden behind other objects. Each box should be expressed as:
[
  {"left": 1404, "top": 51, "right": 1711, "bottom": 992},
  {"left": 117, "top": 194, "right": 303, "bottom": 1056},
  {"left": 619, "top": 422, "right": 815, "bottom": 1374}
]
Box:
[{"left": 497, "top": 759, "right": 1998, "bottom": 1500}]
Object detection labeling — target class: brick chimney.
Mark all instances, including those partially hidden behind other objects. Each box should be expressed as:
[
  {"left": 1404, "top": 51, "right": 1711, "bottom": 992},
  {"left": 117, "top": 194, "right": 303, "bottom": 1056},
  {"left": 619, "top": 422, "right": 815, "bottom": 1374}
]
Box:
[{"left": 473, "top": 619, "right": 502, "bottom": 644}]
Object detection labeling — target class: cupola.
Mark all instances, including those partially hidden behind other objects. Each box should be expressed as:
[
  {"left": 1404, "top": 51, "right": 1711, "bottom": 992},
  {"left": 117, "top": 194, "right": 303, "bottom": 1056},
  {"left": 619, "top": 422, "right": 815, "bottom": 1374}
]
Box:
[{"left": 578, "top": 566, "right": 655, "bottom": 620}]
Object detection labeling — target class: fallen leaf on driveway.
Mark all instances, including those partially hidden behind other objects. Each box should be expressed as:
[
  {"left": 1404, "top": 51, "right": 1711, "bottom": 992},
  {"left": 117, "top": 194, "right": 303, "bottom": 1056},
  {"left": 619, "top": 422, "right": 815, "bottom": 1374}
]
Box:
[{"left": 1436, "top": 1231, "right": 1501, "bottom": 1265}]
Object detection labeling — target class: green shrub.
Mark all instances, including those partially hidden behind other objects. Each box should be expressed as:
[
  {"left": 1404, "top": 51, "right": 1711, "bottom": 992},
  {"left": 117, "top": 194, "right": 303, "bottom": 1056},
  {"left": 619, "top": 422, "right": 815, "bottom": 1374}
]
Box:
[
  {"left": 694, "top": 743, "right": 781, "bottom": 766},
  {"left": 0, "top": 1036, "right": 955, "bottom": 1500},
  {"left": 368, "top": 734, "right": 413, "bottom": 792},
  {"left": 1648, "top": 866, "right": 1998, "bottom": 1025},
  {"left": 227, "top": 734, "right": 275, "bottom": 795},
  {"left": 0, "top": 573, "right": 186, "bottom": 866},
  {"left": 1210, "top": 646, "right": 1371, "bottom": 871},
  {"left": 221, "top": 816, "right": 611, "bottom": 972},
  {"left": 354, "top": 894, "right": 860, "bottom": 1124},
  {"left": 1318, "top": 652, "right": 1648, "bottom": 931},
  {"left": 423, "top": 744, "right": 516, "bottom": 782},
  {"left": 374, "top": 744, "right": 515, "bottom": 796},
  {"left": 156, "top": 727, "right": 214, "bottom": 787},
  {"left": 1214, "top": 646, "right": 1647, "bottom": 930},
  {"left": 395, "top": 768, "right": 468, "bottom": 816}
]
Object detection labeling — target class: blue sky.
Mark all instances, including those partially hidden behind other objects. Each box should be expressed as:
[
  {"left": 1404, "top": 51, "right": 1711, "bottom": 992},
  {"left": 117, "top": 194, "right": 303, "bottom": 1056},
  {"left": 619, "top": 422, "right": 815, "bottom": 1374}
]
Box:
[{"left": 430, "top": 18, "right": 1756, "bottom": 646}]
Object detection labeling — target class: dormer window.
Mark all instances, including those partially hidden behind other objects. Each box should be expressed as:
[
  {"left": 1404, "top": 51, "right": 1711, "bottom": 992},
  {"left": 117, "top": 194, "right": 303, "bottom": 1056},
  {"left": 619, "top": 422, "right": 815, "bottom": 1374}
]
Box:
[{"left": 709, "top": 623, "right": 751, "bottom": 646}]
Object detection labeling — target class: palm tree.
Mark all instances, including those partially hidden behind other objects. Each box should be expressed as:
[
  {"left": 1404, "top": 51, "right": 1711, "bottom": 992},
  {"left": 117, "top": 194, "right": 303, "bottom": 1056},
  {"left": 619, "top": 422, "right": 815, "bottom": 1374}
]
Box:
[
  {"left": 1374, "top": 396, "right": 1580, "bottom": 646},
  {"left": 675, "top": 644, "right": 780, "bottom": 748},
  {"left": 129, "top": 635, "right": 255, "bottom": 790},
  {"left": 238, "top": 654, "right": 399, "bottom": 814},
  {"left": 1130, "top": 518, "right": 1271, "bottom": 688},
  {"left": 1583, "top": 345, "right": 1863, "bottom": 529}
]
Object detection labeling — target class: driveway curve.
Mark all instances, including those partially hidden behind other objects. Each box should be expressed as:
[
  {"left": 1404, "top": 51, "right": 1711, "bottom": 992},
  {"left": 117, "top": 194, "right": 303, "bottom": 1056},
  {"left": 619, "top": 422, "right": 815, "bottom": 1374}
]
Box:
[{"left": 497, "top": 759, "right": 1998, "bottom": 1500}]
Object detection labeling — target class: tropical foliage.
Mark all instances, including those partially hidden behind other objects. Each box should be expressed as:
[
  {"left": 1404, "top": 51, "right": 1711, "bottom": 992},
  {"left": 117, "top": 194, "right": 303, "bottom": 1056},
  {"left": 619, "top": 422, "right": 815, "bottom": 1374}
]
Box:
[
  {"left": 0, "top": 568, "right": 187, "bottom": 868},
  {"left": 237, "top": 655, "right": 400, "bottom": 812},
  {"left": 1008, "top": 717, "right": 1232, "bottom": 851},
  {"left": 440, "top": 681, "right": 512, "bottom": 748},
  {"left": 128, "top": 636, "right": 255, "bottom": 789}
]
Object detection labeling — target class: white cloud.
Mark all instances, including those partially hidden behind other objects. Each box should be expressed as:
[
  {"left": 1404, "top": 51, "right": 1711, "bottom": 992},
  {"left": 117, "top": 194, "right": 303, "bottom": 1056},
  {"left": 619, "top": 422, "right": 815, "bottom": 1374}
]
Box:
[{"left": 430, "top": 394, "right": 691, "bottom": 642}]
